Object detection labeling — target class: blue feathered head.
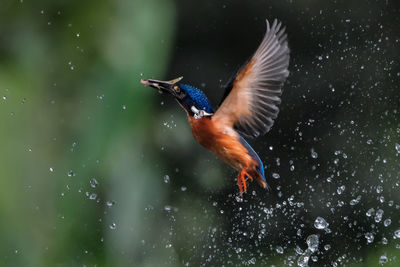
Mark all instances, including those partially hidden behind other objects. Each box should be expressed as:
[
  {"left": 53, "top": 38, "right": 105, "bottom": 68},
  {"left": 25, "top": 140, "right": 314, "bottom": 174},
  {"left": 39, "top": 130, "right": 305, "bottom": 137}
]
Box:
[
  {"left": 177, "top": 84, "right": 214, "bottom": 115},
  {"left": 141, "top": 77, "right": 214, "bottom": 117}
]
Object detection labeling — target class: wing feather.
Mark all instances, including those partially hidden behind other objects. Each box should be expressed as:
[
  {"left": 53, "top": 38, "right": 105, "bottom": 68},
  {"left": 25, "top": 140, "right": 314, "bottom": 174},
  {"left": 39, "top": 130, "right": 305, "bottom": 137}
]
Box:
[{"left": 214, "top": 19, "right": 290, "bottom": 138}]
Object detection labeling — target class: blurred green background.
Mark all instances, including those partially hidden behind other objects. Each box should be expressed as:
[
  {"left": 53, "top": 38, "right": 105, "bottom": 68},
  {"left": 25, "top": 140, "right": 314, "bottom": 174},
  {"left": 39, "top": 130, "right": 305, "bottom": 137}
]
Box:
[{"left": 0, "top": 0, "right": 399, "bottom": 266}]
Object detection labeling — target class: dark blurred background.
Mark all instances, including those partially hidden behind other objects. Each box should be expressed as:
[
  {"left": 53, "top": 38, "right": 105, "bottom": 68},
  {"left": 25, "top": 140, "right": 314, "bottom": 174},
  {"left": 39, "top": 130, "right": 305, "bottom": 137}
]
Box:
[{"left": 0, "top": 0, "right": 399, "bottom": 266}]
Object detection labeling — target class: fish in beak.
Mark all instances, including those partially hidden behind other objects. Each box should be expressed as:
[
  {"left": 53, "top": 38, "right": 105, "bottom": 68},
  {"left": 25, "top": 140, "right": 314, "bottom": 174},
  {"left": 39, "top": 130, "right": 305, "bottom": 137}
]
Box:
[{"left": 140, "top": 77, "right": 183, "bottom": 94}]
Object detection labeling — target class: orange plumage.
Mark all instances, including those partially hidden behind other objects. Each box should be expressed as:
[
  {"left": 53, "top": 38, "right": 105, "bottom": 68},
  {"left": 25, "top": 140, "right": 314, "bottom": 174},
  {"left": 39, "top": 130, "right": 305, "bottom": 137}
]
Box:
[{"left": 188, "top": 116, "right": 267, "bottom": 192}]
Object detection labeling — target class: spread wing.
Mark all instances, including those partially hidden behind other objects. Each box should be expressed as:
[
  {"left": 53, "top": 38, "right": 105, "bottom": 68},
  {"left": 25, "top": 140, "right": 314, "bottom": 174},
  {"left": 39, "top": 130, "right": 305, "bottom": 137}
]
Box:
[{"left": 213, "top": 19, "right": 290, "bottom": 138}]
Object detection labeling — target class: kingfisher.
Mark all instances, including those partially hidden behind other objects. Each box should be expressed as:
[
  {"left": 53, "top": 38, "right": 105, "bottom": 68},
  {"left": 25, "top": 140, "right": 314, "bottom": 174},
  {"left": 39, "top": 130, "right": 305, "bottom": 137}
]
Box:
[{"left": 141, "top": 19, "right": 289, "bottom": 194}]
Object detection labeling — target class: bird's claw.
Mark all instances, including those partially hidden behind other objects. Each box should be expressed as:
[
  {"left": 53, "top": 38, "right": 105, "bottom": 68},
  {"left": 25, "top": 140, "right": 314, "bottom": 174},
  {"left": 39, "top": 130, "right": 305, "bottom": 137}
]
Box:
[{"left": 237, "top": 168, "right": 254, "bottom": 194}]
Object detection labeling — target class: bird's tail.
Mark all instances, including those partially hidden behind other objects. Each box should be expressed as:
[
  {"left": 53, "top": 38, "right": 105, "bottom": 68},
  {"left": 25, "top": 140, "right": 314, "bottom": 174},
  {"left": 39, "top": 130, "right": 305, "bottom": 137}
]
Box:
[{"left": 247, "top": 164, "right": 268, "bottom": 189}]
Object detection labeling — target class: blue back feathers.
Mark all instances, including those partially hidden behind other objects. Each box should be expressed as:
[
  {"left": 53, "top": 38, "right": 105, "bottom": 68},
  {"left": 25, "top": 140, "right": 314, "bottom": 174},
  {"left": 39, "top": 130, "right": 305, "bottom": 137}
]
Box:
[{"left": 179, "top": 84, "right": 214, "bottom": 113}]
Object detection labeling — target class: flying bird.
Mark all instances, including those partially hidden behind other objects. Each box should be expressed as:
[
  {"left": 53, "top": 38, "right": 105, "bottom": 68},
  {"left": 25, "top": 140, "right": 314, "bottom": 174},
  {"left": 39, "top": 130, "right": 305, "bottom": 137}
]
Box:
[{"left": 141, "top": 19, "right": 289, "bottom": 194}]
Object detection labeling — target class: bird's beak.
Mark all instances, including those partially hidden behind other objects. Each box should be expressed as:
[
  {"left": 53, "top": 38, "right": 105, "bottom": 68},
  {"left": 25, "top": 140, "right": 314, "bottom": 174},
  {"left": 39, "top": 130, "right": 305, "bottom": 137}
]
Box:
[{"left": 140, "top": 77, "right": 183, "bottom": 94}]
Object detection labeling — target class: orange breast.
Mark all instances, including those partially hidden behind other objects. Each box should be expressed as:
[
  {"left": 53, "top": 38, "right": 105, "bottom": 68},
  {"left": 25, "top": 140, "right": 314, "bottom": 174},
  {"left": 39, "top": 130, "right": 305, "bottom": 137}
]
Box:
[{"left": 188, "top": 116, "right": 253, "bottom": 171}]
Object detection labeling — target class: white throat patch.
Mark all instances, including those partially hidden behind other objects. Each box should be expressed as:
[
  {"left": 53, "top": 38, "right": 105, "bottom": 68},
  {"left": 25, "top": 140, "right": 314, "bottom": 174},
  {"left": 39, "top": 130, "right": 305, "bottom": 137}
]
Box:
[{"left": 191, "top": 106, "right": 213, "bottom": 119}]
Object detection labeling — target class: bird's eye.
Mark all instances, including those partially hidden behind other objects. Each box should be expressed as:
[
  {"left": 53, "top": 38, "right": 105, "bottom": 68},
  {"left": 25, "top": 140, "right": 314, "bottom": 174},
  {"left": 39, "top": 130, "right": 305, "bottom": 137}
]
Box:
[{"left": 173, "top": 86, "right": 180, "bottom": 93}]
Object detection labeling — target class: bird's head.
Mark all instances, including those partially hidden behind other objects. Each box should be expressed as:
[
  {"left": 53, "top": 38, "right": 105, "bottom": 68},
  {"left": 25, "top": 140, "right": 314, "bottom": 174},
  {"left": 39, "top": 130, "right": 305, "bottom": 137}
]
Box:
[{"left": 141, "top": 77, "right": 214, "bottom": 118}]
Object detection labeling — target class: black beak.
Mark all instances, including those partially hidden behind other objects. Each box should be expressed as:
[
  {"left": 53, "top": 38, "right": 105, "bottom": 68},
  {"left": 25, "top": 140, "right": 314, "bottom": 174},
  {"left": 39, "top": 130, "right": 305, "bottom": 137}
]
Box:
[{"left": 140, "top": 77, "right": 183, "bottom": 94}]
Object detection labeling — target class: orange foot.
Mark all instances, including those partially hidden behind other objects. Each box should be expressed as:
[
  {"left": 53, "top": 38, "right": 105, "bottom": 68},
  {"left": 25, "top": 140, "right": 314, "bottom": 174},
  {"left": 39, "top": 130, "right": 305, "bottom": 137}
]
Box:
[{"left": 237, "top": 168, "right": 253, "bottom": 194}]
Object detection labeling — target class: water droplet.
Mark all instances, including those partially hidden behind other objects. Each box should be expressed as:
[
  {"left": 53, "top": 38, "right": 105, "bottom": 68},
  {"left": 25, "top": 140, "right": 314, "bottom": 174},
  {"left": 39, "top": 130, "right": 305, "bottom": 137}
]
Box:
[
  {"left": 180, "top": 186, "right": 187, "bottom": 191},
  {"left": 2, "top": 96, "right": 6, "bottom": 100},
  {"left": 67, "top": 170, "right": 75, "bottom": 177},
  {"left": 311, "top": 255, "right": 318, "bottom": 263},
  {"left": 350, "top": 195, "right": 361, "bottom": 205},
  {"left": 89, "top": 193, "right": 97, "bottom": 200},
  {"left": 109, "top": 222, "right": 116, "bottom": 230},
  {"left": 295, "top": 229, "right": 302, "bottom": 237},
  {"left": 395, "top": 143, "right": 400, "bottom": 154},
  {"left": 235, "top": 196, "right": 243, "bottom": 202},
  {"left": 90, "top": 178, "right": 99, "bottom": 188},
  {"left": 297, "top": 254, "right": 310, "bottom": 267},
  {"left": 379, "top": 254, "right": 388, "bottom": 265},
  {"left": 337, "top": 185, "right": 345, "bottom": 194},
  {"left": 275, "top": 246, "right": 284, "bottom": 254},
  {"left": 106, "top": 201, "right": 115, "bottom": 207},
  {"left": 306, "top": 234, "right": 319, "bottom": 252},
  {"left": 374, "top": 209, "right": 384, "bottom": 223},
  {"left": 311, "top": 148, "right": 318, "bottom": 159},
  {"left": 314, "top": 217, "right": 329, "bottom": 230},
  {"left": 365, "top": 232, "right": 374, "bottom": 243},
  {"left": 163, "top": 175, "right": 170, "bottom": 183},
  {"left": 366, "top": 208, "right": 375, "bottom": 217},
  {"left": 76, "top": 32, "right": 80, "bottom": 37},
  {"left": 248, "top": 257, "right": 256, "bottom": 264},
  {"left": 272, "top": 173, "right": 280, "bottom": 179},
  {"left": 324, "top": 244, "right": 331, "bottom": 251},
  {"left": 295, "top": 246, "right": 303, "bottom": 255},
  {"left": 164, "top": 205, "right": 172, "bottom": 212},
  {"left": 383, "top": 218, "right": 391, "bottom": 227},
  {"left": 49, "top": 167, "right": 54, "bottom": 172},
  {"left": 376, "top": 185, "right": 383, "bottom": 193},
  {"left": 394, "top": 229, "right": 400, "bottom": 239}
]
